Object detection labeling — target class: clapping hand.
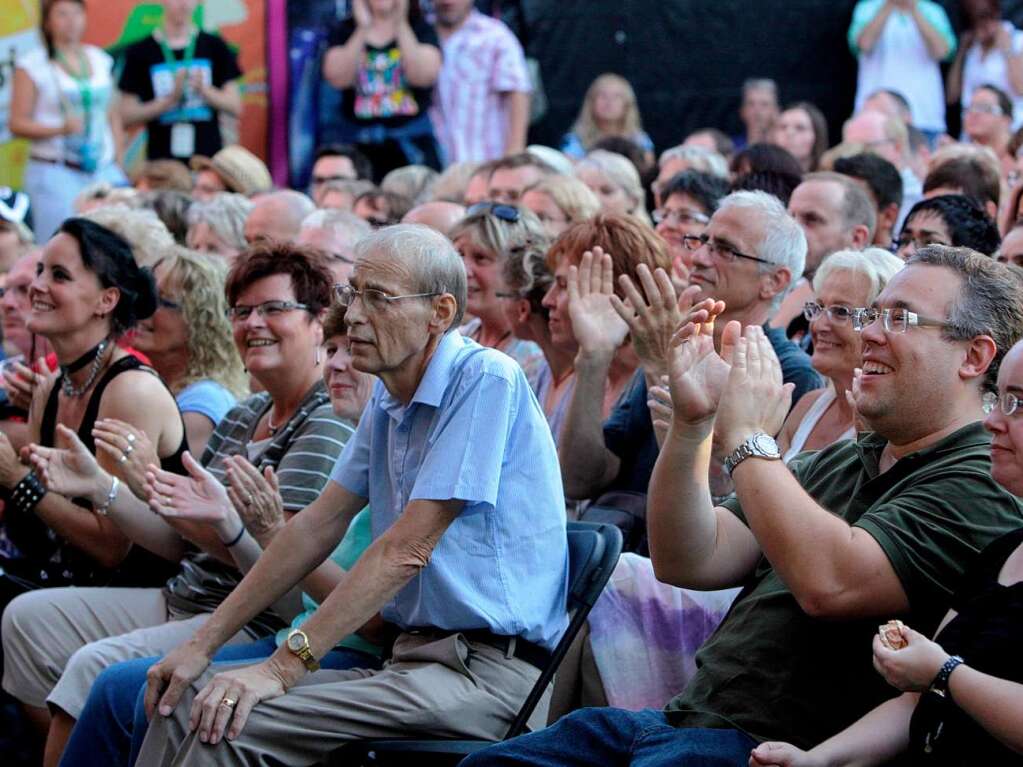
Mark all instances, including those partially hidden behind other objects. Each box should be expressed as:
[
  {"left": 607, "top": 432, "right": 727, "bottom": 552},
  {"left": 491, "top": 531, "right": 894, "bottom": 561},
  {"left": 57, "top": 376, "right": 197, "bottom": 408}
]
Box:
[
  {"left": 145, "top": 451, "right": 233, "bottom": 526},
  {"left": 2, "top": 357, "right": 56, "bottom": 414},
  {"left": 568, "top": 248, "right": 629, "bottom": 363},
  {"left": 0, "top": 431, "right": 25, "bottom": 487},
  {"left": 714, "top": 326, "right": 793, "bottom": 459},
  {"left": 94, "top": 418, "right": 158, "bottom": 500},
  {"left": 223, "top": 456, "right": 285, "bottom": 542},
  {"left": 27, "top": 423, "right": 107, "bottom": 502},
  {"left": 611, "top": 266, "right": 689, "bottom": 379},
  {"left": 872, "top": 624, "right": 950, "bottom": 692}
]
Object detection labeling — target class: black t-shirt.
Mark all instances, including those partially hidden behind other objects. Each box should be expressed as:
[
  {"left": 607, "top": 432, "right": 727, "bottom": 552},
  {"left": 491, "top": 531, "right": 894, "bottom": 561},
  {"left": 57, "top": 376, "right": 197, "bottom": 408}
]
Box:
[
  {"left": 907, "top": 527, "right": 1023, "bottom": 765},
  {"left": 327, "top": 19, "right": 439, "bottom": 128},
  {"left": 119, "top": 31, "right": 241, "bottom": 161}
]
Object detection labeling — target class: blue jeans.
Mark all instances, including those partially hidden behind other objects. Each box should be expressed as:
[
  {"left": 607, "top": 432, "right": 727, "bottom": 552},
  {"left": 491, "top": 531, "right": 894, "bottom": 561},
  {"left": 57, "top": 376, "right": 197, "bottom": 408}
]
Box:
[
  {"left": 60, "top": 635, "right": 381, "bottom": 767},
  {"left": 461, "top": 708, "right": 758, "bottom": 767}
]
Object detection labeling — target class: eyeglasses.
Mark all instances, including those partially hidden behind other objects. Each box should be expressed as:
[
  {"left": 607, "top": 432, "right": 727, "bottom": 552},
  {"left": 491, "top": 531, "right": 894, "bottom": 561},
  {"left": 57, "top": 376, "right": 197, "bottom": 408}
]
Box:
[
  {"left": 851, "top": 307, "right": 952, "bottom": 334},
  {"left": 466, "top": 202, "right": 521, "bottom": 223},
  {"left": 226, "top": 300, "right": 310, "bottom": 323},
  {"left": 158, "top": 296, "right": 181, "bottom": 311},
  {"left": 803, "top": 302, "right": 855, "bottom": 324},
  {"left": 964, "top": 102, "right": 1004, "bottom": 117},
  {"left": 653, "top": 208, "right": 710, "bottom": 227},
  {"left": 334, "top": 284, "right": 439, "bottom": 312},
  {"left": 330, "top": 251, "right": 355, "bottom": 265},
  {"left": 681, "top": 233, "right": 770, "bottom": 265},
  {"left": 891, "top": 234, "right": 950, "bottom": 253},
  {"left": 984, "top": 391, "right": 1023, "bottom": 416}
]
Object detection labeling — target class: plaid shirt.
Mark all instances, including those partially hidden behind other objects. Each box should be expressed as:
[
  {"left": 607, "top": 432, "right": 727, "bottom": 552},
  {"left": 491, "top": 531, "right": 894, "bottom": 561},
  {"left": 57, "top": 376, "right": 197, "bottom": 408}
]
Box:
[{"left": 430, "top": 10, "right": 532, "bottom": 164}]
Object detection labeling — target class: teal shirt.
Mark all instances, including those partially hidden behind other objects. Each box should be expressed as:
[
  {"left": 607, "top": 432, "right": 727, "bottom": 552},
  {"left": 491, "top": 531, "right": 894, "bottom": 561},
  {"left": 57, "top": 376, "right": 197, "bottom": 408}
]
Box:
[
  {"left": 275, "top": 507, "right": 381, "bottom": 657},
  {"left": 848, "top": 0, "right": 956, "bottom": 60}
]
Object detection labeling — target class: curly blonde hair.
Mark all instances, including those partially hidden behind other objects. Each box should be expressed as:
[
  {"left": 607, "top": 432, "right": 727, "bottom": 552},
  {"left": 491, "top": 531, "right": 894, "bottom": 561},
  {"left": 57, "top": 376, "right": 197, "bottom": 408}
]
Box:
[{"left": 159, "top": 247, "right": 248, "bottom": 398}]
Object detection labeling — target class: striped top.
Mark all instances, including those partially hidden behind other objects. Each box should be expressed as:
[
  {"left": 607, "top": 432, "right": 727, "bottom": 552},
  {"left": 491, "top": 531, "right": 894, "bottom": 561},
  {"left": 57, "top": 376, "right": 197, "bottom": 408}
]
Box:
[{"left": 164, "top": 382, "right": 353, "bottom": 635}]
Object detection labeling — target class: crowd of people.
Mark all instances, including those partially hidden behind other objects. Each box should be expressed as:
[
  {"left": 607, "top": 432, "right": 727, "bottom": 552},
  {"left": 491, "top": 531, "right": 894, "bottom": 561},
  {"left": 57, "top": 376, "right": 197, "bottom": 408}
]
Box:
[{"left": 1, "top": 0, "right": 1023, "bottom": 765}]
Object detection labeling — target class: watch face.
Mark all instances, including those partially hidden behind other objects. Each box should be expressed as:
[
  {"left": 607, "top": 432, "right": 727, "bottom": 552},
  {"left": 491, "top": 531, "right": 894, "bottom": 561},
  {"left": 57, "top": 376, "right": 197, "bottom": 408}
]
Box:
[
  {"left": 752, "top": 433, "right": 781, "bottom": 458},
  {"left": 287, "top": 632, "right": 304, "bottom": 651}
]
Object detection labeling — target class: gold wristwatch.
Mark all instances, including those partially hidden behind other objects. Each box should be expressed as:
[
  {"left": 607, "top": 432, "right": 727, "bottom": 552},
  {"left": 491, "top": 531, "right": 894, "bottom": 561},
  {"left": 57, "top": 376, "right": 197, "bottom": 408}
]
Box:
[{"left": 285, "top": 629, "right": 320, "bottom": 671}]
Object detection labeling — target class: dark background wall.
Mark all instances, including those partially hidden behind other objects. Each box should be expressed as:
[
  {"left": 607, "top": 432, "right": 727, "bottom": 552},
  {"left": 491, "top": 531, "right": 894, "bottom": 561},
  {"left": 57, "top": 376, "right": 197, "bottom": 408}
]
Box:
[{"left": 288, "top": 0, "right": 1023, "bottom": 177}]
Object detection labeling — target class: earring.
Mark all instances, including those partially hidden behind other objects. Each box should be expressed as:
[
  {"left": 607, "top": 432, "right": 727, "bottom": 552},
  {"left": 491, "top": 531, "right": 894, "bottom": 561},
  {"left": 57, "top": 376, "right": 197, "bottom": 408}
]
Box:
[{"left": 315, "top": 346, "right": 321, "bottom": 366}]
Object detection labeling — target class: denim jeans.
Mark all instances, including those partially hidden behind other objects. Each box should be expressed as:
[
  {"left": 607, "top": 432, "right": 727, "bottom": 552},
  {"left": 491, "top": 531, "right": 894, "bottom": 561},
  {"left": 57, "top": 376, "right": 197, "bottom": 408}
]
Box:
[
  {"left": 461, "top": 707, "right": 758, "bottom": 767},
  {"left": 59, "top": 635, "right": 381, "bottom": 767}
]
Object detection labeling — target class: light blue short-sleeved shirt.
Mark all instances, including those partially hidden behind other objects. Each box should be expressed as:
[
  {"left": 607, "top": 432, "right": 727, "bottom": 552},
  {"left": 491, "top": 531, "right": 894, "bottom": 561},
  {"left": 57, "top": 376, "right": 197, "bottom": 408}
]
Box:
[
  {"left": 331, "top": 331, "right": 569, "bottom": 652},
  {"left": 175, "top": 379, "right": 238, "bottom": 428}
]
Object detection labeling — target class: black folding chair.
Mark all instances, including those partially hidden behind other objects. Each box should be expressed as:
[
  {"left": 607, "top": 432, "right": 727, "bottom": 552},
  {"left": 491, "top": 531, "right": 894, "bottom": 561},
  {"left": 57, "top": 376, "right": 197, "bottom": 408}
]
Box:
[{"left": 325, "top": 520, "right": 623, "bottom": 767}]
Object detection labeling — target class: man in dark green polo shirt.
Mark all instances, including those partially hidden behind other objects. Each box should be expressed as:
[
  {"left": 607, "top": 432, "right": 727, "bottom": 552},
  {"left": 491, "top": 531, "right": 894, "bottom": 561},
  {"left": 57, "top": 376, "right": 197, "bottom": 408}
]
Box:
[{"left": 464, "top": 245, "right": 1023, "bottom": 766}]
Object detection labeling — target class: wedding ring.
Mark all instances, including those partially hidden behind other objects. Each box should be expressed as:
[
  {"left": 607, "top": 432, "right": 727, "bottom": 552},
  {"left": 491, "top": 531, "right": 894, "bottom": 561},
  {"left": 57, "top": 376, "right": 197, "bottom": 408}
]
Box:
[
  {"left": 118, "top": 453, "right": 128, "bottom": 464},
  {"left": 127, "top": 433, "right": 136, "bottom": 444},
  {"left": 245, "top": 494, "right": 254, "bottom": 506},
  {"left": 220, "top": 697, "right": 237, "bottom": 708},
  {"left": 124, "top": 444, "right": 134, "bottom": 457}
]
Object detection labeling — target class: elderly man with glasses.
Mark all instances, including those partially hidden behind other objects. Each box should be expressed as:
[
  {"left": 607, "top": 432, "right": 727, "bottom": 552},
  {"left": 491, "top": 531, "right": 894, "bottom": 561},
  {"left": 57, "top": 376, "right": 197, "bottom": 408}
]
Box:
[
  {"left": 465, "top": 245, "right": 1023, "bottom": 767},
  {"left": 135, "top": 224, "right": 569, "bottom": 765}
]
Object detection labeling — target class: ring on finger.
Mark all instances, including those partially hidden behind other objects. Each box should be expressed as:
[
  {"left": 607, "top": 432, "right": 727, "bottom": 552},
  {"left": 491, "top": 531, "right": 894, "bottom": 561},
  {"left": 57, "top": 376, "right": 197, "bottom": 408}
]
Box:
[
  {"left": 124, "top": 444, "right": 134, "bottom": 457},
  {"left": 163, "top": 495, "right": 173, "bottom": 505},
  {"left": 244, "top": 494, "right": 253, "bottom": 506},
  {"left": 119, "top": 452, "right": 128, "bottom": 464},
  {"left": 220, "top": 697, "right": 237, "bottom": 708},
  {"left": 126, "top": 433, "right": 136, "bottom": 444}
]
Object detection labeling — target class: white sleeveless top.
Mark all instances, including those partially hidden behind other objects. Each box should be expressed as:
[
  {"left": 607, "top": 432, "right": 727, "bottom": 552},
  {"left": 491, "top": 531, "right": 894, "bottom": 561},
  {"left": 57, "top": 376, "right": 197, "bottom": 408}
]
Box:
[{"left": 782, "top": 385, "right": 857, "bottom": 464}]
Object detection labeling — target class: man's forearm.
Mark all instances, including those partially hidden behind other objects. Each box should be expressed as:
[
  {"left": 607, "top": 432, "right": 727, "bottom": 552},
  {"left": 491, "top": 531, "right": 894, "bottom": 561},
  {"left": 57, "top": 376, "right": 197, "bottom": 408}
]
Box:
[
  {"left": 120, "top": 94, "right": 172, "bottom": 128},
  {"left": 202, "top": 81, "right": 242, "bottom": 117},
  {"left": 190, "top": 507, "right": 345, "bottom": 655},
  {"left": 503, "top": 91, "right": 530, "bottom": 155},
  {"left": 558, "top": 354, "right": 618, "bottom": 498}
]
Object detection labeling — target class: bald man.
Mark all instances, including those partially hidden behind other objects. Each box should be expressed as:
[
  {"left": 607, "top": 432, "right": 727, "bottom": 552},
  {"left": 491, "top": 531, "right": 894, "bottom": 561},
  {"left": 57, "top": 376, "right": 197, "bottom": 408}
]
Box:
[
  {"left": 244, "top": 190, "right": 316, "bottom": 244},
  {"left": 401, "top": 201, "right": 467, "bottom": 235}
]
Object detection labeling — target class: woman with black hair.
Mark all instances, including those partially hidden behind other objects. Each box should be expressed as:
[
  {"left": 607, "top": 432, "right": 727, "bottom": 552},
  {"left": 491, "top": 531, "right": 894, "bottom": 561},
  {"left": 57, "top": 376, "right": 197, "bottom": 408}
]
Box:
[
  {"left": 0, "top": 218, "right": 186, "bottom": 610},
  {"left": 894, "top": 194, "right": 1003, "bottom": 259}
]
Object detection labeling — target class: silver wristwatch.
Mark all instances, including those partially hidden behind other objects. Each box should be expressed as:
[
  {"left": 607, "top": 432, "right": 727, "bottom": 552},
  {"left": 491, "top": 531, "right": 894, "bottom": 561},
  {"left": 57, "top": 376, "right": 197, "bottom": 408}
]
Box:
[{"left": 723, "top": 432, "right": 781, "bottom": 476}]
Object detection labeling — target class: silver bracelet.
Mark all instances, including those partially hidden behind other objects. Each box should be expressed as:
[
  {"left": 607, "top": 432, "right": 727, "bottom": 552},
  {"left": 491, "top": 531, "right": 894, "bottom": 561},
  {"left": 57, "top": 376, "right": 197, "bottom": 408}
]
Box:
[{"left": 94, "top": 475, "right": 119, "bottom": 516}]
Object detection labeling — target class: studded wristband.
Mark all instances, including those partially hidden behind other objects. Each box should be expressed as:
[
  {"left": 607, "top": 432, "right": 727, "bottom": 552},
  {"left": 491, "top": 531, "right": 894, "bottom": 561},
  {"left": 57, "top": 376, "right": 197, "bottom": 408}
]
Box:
[
  {"left": 11, "top": 471, "right": 47, "bottom": 515},
  {"left": 929, "top": 655, "right": 964, "bottom": 699}
]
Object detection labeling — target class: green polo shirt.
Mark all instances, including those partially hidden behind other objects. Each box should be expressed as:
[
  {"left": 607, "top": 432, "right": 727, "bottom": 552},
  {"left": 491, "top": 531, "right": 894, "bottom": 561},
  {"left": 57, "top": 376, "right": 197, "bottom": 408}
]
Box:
[{"left": 665, "top": 422, "right": 1023, "bottom": 748}]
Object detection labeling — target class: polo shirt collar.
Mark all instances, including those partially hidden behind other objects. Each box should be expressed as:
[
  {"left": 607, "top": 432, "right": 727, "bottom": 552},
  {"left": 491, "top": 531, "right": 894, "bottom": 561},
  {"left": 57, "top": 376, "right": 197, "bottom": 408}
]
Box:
[
  {"left": 855, "top": 421, "right": 991, "bottom": 474},
  {"left": 379, "top": 330, "right": 464, "bottom": 417}
]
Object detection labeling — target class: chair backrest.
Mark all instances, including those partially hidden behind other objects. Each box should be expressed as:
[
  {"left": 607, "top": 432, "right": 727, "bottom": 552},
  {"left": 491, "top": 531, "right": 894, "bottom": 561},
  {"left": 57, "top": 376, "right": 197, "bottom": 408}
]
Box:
[{"left": 503, "top": 520, "right": 623, "bottom": 739}]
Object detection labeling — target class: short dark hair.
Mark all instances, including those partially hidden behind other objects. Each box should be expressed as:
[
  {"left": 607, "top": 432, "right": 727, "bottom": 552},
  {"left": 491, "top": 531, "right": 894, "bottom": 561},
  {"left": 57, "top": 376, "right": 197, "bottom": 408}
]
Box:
[
  {"left": 225, "top": 241, "right": 334, "bottom": 314},
  {"left": 313, "top": 144, "right": 373, "bottom": 181},
  {"left": 903, "top": 195, "right": 1001, "bottom": 256},
  {"left": 731, "top": 170, "right": 803, "bottom": 206},
  {"left": 908, "top": 244, "right": 1023, "bottom": 394},
  {"left": 660, "top": 170, "right": 731, "bottom": 215},
  {"left": 976, "top": 82, "right": 1014, "bottom": 122},
  {"left": 730, "top": 142, "right": 804, "bottom": 178},
  {"left": 834, "top": 153, "right": 903, "bottom": 210},
  {"left": 322, "top": 303, "right": 347, "bottom": 340},
  {"left": 57, "top": 218, "right": 158, "bottom": 335},
  {"left": 923, "top": 156, "right": 1001, "bottom": 208}
]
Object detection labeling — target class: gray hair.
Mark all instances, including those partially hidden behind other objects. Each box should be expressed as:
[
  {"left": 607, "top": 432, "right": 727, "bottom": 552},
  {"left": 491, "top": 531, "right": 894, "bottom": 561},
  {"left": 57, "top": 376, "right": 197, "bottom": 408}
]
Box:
[
  {"left": 577, "top": 149, "right": 649, "bottom": 223},
  {"left": 658, "top": 145, "right": 730, "bottom": 180},
  {"left": 813, "top": 247, "right": 905, "bottom": 305},
  {"left": 84, "top": 205, "right": 174, "bottom": 267},
  {"left": 716, "top": 190, "right": 807, "bottom": 313},
  {"left": 382, "top": 165, "right": 439, "bottom": 206},
  {"left": 300, "top": 208, "right": 371, "bottom": 245},
  {"left": 353, "top": 224, "right": 468, "bottom": 330},
  {"left": 186, "top": 192, "right": 253, "bottom": 252},
  {"left": 742, "top": 78, "right": 778, "bottom": 100},
  {"left": 907, "top": 245, "right": 1023, "bottom": 394}
]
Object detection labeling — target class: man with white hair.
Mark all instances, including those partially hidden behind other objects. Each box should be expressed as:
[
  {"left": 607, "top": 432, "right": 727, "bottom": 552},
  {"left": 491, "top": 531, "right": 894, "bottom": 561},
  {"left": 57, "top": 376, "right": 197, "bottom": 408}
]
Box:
[
  {"left": 137, "top": 224, "right": 569, "bottom": 764},
  {"left": 560, "top": 191, "right": 820, "bottom": 505},
  {"left": 243, "top": 190, "right": 316, "bottom": 245},
  {"left": 297, "top": 209, "right": 372, "bottom": 284}
]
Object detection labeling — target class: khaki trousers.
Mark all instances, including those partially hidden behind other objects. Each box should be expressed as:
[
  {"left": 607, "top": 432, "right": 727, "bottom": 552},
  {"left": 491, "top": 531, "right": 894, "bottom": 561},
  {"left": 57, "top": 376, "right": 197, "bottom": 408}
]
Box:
[
  {"left": 137, "top": 632, "right": 548, "bottom": 767},
  {"left": 1, "top": 587, "right": 252, "bottom": 717}
]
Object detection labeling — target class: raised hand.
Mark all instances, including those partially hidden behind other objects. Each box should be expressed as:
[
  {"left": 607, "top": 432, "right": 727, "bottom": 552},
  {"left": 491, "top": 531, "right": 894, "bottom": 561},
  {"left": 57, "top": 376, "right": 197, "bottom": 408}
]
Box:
[
  {"left": 872, "top": 624, "right": 951, "bottom": 692},
  {"left": 3, "top": 357, "right": 55, "bottom": 414},
  {"left": 27, "top": 423, "right": 107, "bottom": 501},
  {"left": 664, "top": 298, "right": 737, "bottom": 430},
  {"left": 714, "top": 326, "right": 794, "bottom": 458},
  {"left": 145, "top": 451, "right": 233, "bottom": 525},
  {"left": 224, "top": 456, "right": 285, "bottom": 542},
  {"left": 610, "top": 265, "right": 686, "bottom": 379},
  {"left": 567, "top": 248, "right": 629, "bottom": 362},
  {"left": 94, "top": 418, "right": 158, "bottom": 500}
]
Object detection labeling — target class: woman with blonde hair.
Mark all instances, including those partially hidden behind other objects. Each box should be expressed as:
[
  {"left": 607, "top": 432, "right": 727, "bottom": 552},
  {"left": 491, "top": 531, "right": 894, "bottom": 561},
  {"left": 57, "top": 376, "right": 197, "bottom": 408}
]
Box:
[
  {"left": 128, "top": 247, "right": 247, "bottom": 456},
  {"left": 521, "top": 175, "right": 601, "bottom": 238},
  {"left": 575, "top": 149, "right": 651, "bottom": 224},
  {"left": 562, "top": 73, "right": 654, "bottom": 162},
  {"left": 450, "top": 204, "right": 549, "bottom": 377}
]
